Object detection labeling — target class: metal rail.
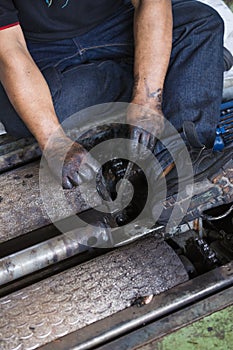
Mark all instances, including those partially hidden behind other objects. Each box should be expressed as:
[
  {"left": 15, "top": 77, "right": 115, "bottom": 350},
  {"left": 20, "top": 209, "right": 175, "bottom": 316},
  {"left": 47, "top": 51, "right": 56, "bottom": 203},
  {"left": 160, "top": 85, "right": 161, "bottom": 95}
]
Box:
[
  {"left": 97, "top": 281, "right": 233, "bottom": 350},
  {"left": 40, "top": 261, "right": 233, "bottom": 350}
]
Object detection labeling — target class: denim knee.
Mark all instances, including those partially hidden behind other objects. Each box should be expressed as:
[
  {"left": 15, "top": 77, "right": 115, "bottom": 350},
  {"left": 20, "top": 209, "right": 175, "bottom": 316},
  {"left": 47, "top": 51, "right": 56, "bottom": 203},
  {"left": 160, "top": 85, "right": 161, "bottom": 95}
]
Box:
[
  {"left": 193, "top": 1, "right": 224, "bottom": 33},
  {"left": 172, "top": 0, "right": 224, "bottom": 36}
]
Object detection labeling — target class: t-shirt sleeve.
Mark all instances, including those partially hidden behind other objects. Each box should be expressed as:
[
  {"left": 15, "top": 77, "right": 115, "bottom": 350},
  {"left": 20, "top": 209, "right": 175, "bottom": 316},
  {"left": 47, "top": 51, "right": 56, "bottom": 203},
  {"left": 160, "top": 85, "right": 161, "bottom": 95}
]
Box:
[{"left": 0, "top": 0, "right": 19, "bottom": 30}]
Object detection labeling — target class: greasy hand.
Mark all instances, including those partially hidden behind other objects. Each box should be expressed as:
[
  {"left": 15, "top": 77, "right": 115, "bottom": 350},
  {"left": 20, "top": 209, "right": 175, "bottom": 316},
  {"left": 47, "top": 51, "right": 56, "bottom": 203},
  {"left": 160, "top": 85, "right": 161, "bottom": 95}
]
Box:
[
  {"left": 127, "top": 103, "right": 165, "bottom": 160},
  {"left": 44, "top": 137, "right": 100, "bottom": 189}
]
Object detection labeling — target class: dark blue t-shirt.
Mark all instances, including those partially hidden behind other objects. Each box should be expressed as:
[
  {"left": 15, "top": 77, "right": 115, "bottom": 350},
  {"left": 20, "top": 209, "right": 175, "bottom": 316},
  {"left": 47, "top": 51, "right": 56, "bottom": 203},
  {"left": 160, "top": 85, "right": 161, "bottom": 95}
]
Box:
[{"left": 0, "top": 0, "right": 123, "bottom": 41}]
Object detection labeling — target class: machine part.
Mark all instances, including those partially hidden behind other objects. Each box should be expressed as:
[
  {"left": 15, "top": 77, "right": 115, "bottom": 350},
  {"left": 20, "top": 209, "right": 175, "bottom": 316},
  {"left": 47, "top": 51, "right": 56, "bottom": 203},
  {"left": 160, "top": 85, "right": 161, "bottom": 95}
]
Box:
[
  {"left": 0, "top": 219, "right": 162, "bottom": 286},
  {"left": 203, "top": 202, "right": 233, "bottom": 234},
  {"left": 37, "top": 261, "right": 233, "bottom": 350},
  {"left": 0, "top": 247, "right": 106, "bottom": 299},
  {"left": 98, "top": 160, "right": 135, "bottom": 226},
  {"left": 168, "top": 215, "right": 233, "bottom": 273},
  {"left": 0, "top": 236, "right": 188, "bottom": 350},
  {"left": 214, "top": 99, "right": 233, "bottom": 150},
  {"left": 178, "top": 255, "right": 196, "bottom": 277},
  {"left": 1, "top": 138, "right": 233, "bottom": 244},
  {"left": 210, "top": 238, "right": 233, "bottom": 265},
  {"left": 185, "top": 236, "right": 219, "bottom": 274},
  {"left": 113, "top": 160, "right": 134, "bottom": 213},
  {"left": 202, "top": 203, "right": 233, "bottom": 221},
  {"left": 100, "top": 158, "right": 147, "bottom": 226},
  {"left": 159, "top": 158, "right": 233, "bottom": 233},
  {"left": 193, "top": 217, "right": 203, "bottom": 238}
]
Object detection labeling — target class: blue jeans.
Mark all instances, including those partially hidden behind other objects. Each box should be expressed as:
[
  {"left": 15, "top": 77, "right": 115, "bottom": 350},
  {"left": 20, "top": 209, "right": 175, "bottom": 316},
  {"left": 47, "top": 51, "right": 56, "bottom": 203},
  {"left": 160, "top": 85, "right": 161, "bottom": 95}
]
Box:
[{"left": 0, "top": 0, "right": 224, "bottom": 159}]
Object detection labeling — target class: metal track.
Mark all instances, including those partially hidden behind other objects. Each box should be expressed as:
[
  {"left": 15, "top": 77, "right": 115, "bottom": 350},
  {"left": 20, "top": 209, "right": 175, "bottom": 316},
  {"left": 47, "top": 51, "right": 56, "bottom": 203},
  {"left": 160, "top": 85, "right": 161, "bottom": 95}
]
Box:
[
  {"left": 0, "top": 236, "right": 188, "bottom": 350},
  {"left": 98, "top": 278, "right": 233, "bottom": 350}
]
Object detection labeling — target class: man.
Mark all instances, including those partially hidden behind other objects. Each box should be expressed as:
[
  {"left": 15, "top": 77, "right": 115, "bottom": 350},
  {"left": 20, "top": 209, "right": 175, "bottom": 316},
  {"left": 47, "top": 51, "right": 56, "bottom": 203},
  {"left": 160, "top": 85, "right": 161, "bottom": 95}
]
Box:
[{"left": 0, "top": 0, "right": 230, "bottom": 191}]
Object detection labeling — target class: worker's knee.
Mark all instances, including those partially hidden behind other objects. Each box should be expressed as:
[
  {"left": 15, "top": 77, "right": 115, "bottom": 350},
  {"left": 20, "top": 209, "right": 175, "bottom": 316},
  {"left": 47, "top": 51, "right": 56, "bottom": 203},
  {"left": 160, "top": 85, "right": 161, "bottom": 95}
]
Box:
[
  {"left": 192, "top": 1, "right": 224, "bottom": 32},
  {"left": 172, "top": 0, "right": 224, "bottom": 36}
]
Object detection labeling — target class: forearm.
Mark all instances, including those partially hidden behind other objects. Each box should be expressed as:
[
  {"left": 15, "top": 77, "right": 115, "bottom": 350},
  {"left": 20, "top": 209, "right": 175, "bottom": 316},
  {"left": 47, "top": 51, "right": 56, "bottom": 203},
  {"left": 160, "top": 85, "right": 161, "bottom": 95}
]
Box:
[
  {"left": 0, "top": 28, "right": 63, "bottom": 150},
  {"left": 132, "top": 0, "right": 173, "bottom": 108}
]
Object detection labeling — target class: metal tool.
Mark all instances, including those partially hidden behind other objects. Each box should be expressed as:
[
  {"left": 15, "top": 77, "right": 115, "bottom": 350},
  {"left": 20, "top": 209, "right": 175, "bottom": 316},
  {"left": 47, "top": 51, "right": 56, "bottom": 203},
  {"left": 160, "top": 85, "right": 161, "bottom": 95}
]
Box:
[
  {"left": 97, "top": 159, "right": 135, "bottom": 225},
  {"left": 111, "top": 160, "right": 134, "bottom": 216}
]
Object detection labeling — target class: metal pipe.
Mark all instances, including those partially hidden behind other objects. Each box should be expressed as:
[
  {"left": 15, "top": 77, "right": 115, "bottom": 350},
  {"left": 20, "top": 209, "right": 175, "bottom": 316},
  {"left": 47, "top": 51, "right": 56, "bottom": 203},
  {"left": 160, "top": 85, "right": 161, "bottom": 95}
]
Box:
[
  {"left": 0, "top": 218, "right": 161, "bottom": 286},
  {"left": 0, "top": 224, "right": 107, "bottom": 286}
]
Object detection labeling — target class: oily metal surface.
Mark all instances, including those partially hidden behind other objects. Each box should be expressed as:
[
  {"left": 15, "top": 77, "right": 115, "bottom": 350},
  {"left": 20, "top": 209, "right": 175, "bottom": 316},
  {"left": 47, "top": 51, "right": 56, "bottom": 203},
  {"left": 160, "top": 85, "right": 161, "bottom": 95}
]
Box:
[
  {"left": 0, "top": 219, "right": 160, "bottom": 286},
  {"left": 0, "top": 120, "right": 125, "bottom": 173},
  {"left": 0, "top": 162, "right": 102, "bottom": 243},
  {"left": 0, "top": 236, "right": 188, "bottom": 350},
  {"left": 41, "top": 261, "right": 233, "bottom": 350},
  {"left": 97, "top": 277, "right": 233, "bottom": 350},
  {"left": 0, "top": 136, "right": 40, "bottom": 173},
  {"left": 155, "top": 158, "right": 233, "bottom": 229}
]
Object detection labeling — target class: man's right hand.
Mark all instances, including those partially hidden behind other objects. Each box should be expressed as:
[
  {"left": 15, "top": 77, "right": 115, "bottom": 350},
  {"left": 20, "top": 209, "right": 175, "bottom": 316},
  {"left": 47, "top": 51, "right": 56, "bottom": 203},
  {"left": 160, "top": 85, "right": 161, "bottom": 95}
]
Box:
[
  {"left": 44, "top": 137, "right": 100, "bottom": 189},
  {"left": 127, "top": 103, "right": 165, "bottom": 160}
]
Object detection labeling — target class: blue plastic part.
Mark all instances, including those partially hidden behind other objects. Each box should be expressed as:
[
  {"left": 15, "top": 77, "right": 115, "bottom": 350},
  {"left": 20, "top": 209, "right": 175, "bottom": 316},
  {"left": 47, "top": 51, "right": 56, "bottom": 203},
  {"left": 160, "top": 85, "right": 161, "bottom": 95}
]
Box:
[
  {"left": 214, "top": 99, "right": 233, "bottom": 150},
  {"left": 213, "top": 128, "right": 225, "bottom": 151}
]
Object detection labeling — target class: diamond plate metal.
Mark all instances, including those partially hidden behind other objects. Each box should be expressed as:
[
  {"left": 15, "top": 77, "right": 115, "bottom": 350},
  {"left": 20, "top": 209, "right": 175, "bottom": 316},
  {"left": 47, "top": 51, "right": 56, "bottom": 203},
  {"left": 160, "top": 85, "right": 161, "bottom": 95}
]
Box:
[{"left": 0, "top": 236, "right": 188, "bottom": 350}]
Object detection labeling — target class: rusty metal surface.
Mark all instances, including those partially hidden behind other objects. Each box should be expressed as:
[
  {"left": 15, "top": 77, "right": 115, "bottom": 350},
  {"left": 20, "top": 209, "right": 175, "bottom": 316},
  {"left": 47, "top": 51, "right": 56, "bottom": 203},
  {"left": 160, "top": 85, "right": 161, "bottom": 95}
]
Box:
[
  {"left": 0, "top": 136, "right": 36, "bottom": 156},
  {"left": 0, "top": 236, "right": 188, "bottom": 350},
  {"left": 97, "top": 279, "right": 233, "bottom": 350},
  {"left": 39, "top": 261, "right": 233, "bottom": 350},
  {"left": 0, "top": 136, "right": 40, "bottom": 173},
  {"left": 0, "top": 162, "right": 102, "bottom": 243}
]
